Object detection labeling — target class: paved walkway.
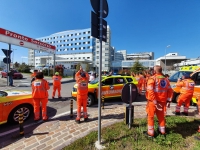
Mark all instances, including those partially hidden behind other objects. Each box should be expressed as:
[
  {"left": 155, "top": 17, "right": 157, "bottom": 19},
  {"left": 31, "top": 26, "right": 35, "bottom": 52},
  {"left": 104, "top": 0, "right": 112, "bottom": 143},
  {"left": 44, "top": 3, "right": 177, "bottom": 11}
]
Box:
[{"left": 0, "top": 103, "right": 198, "bottom": 150}]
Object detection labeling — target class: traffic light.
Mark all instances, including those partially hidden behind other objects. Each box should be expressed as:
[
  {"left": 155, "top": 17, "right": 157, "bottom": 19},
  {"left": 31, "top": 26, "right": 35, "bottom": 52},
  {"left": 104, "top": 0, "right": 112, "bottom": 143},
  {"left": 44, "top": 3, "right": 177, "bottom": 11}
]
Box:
[
  {"left": 1, "top": 49, "right": 12, "bottom": 64},
  {"left": 90, "top": 0, "right": 109, "bottom": 42}
]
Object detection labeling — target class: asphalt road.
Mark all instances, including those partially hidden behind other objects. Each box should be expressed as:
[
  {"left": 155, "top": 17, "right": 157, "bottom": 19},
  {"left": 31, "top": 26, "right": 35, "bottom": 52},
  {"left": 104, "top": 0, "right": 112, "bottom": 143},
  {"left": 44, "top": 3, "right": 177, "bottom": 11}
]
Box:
[{"left": 0, "top": 73, "right": 147, "bottom": 138}]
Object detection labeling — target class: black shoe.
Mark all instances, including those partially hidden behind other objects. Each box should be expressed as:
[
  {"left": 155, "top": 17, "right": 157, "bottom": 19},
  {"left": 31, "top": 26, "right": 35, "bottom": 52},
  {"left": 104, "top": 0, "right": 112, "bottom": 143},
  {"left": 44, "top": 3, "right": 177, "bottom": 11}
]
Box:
[
  {"left": 175, "top": 112, "right": 180, "bottom": 115},
  {"left": 52, "top": 97, "right": 55, "bottom": 99},
  {"left": 143, "top": 131, "right": 154, "bottom": 138},
  {"left": 43, "top": 117, "right": 49, "bottom": 122},
  {"left": 75, "top": 119, "right": 80, "bottom": 124},
  {"left": 34, "top": 119, "right": 40, "bottom": 123},
  {"left": 181, "top": 112, "right": 188, "bottom": 116},
  {"left": 58, "top": 97, "right": 62, "bottom": 99},
  {"left": 84, "top": 117, "right": 88, "bottom": 122}
]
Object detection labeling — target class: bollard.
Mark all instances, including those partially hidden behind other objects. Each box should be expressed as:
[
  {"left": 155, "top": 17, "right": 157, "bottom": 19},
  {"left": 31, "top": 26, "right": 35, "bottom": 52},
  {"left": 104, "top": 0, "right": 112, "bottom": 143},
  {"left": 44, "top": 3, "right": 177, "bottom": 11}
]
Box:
[
  {"left": 18, "top": 112, "right": 24, "bottom": 136},
  {"left": 102, "top": 95, "right": 105, "bottom": 109},
  {"left": 70, "top": 99, "right": 73, "bottom": 118}
]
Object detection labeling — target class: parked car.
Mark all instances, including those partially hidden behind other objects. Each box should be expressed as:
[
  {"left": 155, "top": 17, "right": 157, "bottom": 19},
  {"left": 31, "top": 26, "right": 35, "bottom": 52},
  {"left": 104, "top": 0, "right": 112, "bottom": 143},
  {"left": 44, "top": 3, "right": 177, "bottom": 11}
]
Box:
[
  {"left": 0, "top": 90, "right": 33, "bottom": 124},
  {"left": 1, "top": 69, "right": 23, "bottom": 79},
  {"left": 71, "top": 75, "right": 138, "bottom": 106}
]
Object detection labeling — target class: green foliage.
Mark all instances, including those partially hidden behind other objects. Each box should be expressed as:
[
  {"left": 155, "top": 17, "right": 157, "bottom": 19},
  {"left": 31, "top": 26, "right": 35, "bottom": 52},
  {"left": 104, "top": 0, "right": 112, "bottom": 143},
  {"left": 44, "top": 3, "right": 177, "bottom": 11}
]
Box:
[
  {"left": 64, "top": 116, "right": 200, "bottom": 150},
  {"left": 17, "top": 63, "right": 30, "bottom": 73},
  {"left": 85, "top": 63, "right": 90, "bottom": 72},
  {"left": 76, "top": 63, "right": 81, "bottom": 72},
  {"left": 42, "top": 69, "right": 53, "bottom": 76},
  {"left": 14, "top": 62, "right": 20, "bottom": 68},
  {"left": 130, "top": 60, "right": 145, "bottom": 73}
]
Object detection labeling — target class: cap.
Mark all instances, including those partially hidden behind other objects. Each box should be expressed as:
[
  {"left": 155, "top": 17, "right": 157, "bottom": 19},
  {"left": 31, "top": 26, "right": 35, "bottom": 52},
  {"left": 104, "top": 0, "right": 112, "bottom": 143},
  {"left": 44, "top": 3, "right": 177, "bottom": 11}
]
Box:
[
  {"left": 81, "top": 72, "right": 86, "bottom": 77},
  {"left": 55, "top": 72, "right": 59, "bottom": 75}
]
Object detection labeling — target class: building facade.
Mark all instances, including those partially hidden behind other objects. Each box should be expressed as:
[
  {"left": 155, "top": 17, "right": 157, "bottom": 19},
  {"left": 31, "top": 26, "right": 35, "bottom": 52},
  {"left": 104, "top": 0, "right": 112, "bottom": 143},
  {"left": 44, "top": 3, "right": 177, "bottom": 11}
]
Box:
[
  {"left": 28, "top": 26, "right": 112, "bottom": 71},
  {"left": 127, "top": 52, "right": 154, "bottom": 60}
]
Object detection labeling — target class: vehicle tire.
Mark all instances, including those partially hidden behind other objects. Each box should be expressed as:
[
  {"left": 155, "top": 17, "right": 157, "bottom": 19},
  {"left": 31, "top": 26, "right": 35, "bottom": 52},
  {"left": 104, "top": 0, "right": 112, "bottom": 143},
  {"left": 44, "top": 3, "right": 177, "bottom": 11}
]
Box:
[
  {"left": 88, "top": 94, "right": 94, "bottom": 107},
  {"left": 8, "top": 104, "right": 33, "bottom": 124}
]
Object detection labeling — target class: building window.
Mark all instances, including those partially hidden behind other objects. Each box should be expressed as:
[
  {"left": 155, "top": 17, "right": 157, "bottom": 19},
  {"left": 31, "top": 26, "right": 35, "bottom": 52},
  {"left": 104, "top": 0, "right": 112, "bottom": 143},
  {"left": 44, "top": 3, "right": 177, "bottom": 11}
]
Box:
[
  {"left": 105, "top": 64, "right": 109, "bottom": 67},
  {"left": 105, "top": 53, "right": 109, "bottom": 56},
  {"left": 97, "top": 51, "right": 99, "bottom": 54},
  {"left": 87, "top": 57, "right": 90, "bottom": 59}
]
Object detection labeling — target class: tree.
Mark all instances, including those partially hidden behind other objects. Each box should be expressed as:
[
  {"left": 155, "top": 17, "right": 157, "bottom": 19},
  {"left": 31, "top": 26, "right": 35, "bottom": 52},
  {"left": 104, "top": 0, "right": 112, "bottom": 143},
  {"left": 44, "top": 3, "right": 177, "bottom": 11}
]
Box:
[
  {"left": 85, "top": 63, "right": 90, "bottom": 72},
  {"left": 130, "top": 60, "right": 145, "bottom": 73},
  {"left": 76, "top": 63, "right": 81, "bottom": 72},
  {"left": 14, "top": 62, "right": 20, "bottom": 68}
]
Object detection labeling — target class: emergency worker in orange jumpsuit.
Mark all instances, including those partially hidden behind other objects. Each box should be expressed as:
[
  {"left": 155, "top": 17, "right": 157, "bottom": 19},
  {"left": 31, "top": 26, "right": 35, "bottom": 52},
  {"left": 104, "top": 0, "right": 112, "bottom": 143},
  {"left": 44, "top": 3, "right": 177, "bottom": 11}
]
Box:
[
  {"left": 145, "top": 65, "right": 173, "bottom": 137},
  {"left": 31, "top": 70, "right": 38, "bottom": 83},
  {"left": 52, "top": 72, "right": 62, "bottom": 99},
  {"left": 75, "top": 66, "right": 89, "bottom": 123},
  {"left": 32, "top": 72, "right": 50, "bottom": 121},
  {"left": 175, "top": 74, "right": 195, "bottom": 116},
  {"left": 138, "top": 72, "right": 146, "bottom": 95}
]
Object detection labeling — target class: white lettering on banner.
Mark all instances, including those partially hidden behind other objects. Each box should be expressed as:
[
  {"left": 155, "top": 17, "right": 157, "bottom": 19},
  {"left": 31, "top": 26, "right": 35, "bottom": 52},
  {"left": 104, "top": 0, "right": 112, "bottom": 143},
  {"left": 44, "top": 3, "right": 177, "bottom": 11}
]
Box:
[
  {"left": 5, "top": 30, "right": 28, "bottom": 41},
  {"left": 102, "top": 89, "right": 122, "bottom": 95},
  {"left": 31, "top": 39, "right": 51, "bottom": 48}
]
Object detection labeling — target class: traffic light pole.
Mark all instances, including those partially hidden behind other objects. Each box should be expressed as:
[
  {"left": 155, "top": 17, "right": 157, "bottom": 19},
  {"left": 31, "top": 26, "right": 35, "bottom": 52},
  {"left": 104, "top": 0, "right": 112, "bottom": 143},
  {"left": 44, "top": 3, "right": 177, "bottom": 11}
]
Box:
[{"left": 97, "top": 0, "right": 103, "bottom": 145}]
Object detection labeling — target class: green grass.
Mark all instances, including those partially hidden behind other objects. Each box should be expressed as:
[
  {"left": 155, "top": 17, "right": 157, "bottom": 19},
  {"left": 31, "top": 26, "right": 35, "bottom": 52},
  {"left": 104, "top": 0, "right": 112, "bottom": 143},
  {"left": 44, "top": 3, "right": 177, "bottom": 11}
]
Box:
[{"left": 63, "top": 116, "right": 200, "bottom": 150}]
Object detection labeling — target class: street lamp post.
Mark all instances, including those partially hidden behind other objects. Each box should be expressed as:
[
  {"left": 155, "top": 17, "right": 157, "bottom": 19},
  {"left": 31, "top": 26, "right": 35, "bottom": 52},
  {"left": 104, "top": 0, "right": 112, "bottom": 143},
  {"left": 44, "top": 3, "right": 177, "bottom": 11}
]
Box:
[{"left": 164, "top": 45, "right": 171, "bottom": 74}]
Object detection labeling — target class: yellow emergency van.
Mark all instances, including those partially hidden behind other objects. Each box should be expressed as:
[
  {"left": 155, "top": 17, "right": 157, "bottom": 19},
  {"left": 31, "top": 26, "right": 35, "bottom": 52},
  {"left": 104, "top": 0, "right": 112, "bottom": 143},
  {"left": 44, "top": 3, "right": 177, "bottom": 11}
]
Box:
[{"left": 170, "top": 66, "right": 200, "bottom": 105}]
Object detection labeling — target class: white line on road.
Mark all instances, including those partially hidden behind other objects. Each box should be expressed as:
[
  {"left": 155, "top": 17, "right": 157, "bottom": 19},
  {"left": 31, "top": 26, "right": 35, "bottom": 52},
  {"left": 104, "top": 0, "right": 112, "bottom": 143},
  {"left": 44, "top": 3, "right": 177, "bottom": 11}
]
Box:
[{"left": 0, "top": 109, "right": 77, "bottom": 137}]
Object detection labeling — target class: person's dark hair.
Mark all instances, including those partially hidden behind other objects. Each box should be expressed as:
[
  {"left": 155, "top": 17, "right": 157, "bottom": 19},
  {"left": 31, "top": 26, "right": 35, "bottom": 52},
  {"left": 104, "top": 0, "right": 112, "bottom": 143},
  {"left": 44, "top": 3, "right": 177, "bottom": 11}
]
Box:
[
  {"left": 165, "top": 74, "right": 169, "bottom": 78},
  {"left": 81, "top": 72, "right": 86, "bottom": 77},
  {"left": 36, "top": 72, "right": 44, "bottom": 79},
  {"left": 34, "top": 70, "right": 38, "bottom": 72}
]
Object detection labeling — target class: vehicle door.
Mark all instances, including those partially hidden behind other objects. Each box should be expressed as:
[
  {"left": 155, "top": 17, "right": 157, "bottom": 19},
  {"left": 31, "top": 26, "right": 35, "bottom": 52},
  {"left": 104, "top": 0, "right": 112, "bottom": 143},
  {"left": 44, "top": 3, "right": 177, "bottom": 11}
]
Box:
[
  {"left": 101, "top": 77, "right": 114, "bottom": 98},
  {"left": 192, "top": 71, "right": 200, "bottom": 101},
  {"left": 0, "top": 91, "right": 8, "bottom": 123},
  {"left": 112, "top": 77, "right": 126, "bottom": 97}
]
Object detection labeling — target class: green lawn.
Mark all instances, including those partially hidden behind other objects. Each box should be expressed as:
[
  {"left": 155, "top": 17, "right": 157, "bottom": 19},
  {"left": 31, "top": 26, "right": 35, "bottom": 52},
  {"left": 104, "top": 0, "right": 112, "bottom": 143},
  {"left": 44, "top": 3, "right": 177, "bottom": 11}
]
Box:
[{"left": 64, "top": 116, "right": 200, "bottom": 150}]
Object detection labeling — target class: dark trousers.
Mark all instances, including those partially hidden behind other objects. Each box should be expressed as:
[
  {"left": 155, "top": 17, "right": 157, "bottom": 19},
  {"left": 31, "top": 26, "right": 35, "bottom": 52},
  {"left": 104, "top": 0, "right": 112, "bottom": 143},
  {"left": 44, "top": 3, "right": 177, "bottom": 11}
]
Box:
[{"left": 9, "top": 76, "right": 13, "bottom": 86}]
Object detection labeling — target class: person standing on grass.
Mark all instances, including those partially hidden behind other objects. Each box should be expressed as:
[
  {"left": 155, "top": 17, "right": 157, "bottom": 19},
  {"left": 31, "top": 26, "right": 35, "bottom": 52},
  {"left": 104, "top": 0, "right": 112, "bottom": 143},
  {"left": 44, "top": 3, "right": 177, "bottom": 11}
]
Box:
[
  {"left": 175, "top": 74, "right": 195, "bottom": 116},
  {"left": 145, "top": 65, "right": 173, "bottom": 137},
  {"left": 32, "top": 72, "right": 50, "bottom": 122}
]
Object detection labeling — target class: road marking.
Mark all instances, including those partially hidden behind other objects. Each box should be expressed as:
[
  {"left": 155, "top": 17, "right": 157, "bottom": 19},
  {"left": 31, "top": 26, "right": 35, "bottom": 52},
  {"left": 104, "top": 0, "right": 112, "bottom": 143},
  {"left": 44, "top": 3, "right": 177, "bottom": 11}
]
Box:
[{"left": 0, "top": 110, "right": 77, "bottom": 137}]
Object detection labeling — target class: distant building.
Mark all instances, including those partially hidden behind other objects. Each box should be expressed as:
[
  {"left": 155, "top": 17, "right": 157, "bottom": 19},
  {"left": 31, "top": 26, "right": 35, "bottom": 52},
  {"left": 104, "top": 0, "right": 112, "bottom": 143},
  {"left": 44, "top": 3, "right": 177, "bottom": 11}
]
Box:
[
  {"left": 156, "top": 53, "right": 187, "bottom": 70},
  {"left": 28, "top": 26, "right": 113, "bottom": 72},
  {"left": 127, "top": 52, "right": 154, "bottom": 60},
  {"left": 114, "top": 50, "right": 127, "bottom": 61},
  {"left": 173, "top": 57, "right": 200, "bottom": 69}
]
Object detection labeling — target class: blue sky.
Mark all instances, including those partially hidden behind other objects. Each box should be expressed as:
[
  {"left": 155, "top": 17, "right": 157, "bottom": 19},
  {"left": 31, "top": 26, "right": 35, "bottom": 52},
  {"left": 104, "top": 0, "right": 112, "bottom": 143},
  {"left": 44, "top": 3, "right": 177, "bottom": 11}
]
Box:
[{"left": 1, "top": 0, "right": 200, "bottom": 64}]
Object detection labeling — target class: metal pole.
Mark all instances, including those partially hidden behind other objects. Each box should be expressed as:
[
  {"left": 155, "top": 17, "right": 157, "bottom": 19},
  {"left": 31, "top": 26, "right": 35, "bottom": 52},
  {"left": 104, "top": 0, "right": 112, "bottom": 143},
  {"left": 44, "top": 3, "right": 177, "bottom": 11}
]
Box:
[
  {"left": 48, "top": 54, "right": 50, "bottom": 76},
  {"left": 98, "top": 0, "right": 103, "bottom": 144},
  {"left": 53, "top": 53, "right": 56, "bottom": 75},
  {"left": 7, "top": 50, "right": 9, "bottom": 86},
  {"left": 164, "top": 47, "right": 166, "bottom": 74},
  {"left": 129, "top": 83, "right": 133, "bottom": 129}
]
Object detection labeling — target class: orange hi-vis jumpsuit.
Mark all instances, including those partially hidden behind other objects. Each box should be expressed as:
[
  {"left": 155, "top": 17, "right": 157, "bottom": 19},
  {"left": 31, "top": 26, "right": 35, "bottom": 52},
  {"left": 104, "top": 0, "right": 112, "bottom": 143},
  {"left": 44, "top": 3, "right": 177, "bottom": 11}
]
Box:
[
  {"left": 175, "top": 78, "right": 195, "bottom": 114},
  {"left": 52, "top": 75, "right": 62, "bottom": 98},
  {"left": 75, "top": 71, "right": 89, "bottom": 120},
  {"left": 138, "top": 75, "right": 146, "bottom": 95},
  {"left": 31, "top": 72, "right": 37, "bottom": 78},
  {"left": 146, "top": 74, "right": 173, "bottom": 136},
  {"left": 32, "top": 79, "right": 50, "bottom": 120}
]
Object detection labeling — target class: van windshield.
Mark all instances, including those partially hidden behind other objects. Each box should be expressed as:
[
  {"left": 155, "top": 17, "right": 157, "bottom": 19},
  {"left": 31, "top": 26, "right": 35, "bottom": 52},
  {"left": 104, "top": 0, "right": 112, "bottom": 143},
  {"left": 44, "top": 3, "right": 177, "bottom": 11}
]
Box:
[
  {"left": 169, "top": 71, "right": 192, "bottom": 82},
  {"left": 89, "top": 76, "right": 105, "bottom": 85}
]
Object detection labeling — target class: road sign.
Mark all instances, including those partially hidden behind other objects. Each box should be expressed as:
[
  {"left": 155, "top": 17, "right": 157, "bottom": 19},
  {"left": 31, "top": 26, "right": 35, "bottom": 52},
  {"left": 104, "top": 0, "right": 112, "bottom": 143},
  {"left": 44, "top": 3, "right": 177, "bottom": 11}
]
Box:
[
  {"left": 2, "top": 49, "right": 12, "bottom": 57},
  {"left": 121, "top": 83, "right": 138, "bottom": 104},
  {"left": 91, "top": 11, "right": 107, "bottom": 42},
  {"left": 90, "top": 0, "right": 109, "bottom": 18},
  {"left": 3, "top": 57, "right": 11, "bottom": 64}
]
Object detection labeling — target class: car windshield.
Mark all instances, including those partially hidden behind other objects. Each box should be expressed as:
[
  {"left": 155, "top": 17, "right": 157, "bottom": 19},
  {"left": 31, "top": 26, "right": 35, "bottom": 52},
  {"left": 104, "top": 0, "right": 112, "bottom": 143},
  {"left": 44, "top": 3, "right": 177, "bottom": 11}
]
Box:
[
  {"left": 89, "top": 76, "right": 105, "bottom": 85},
  {"left": 169, "top": 71, "right": 192, "bottom": 82}
]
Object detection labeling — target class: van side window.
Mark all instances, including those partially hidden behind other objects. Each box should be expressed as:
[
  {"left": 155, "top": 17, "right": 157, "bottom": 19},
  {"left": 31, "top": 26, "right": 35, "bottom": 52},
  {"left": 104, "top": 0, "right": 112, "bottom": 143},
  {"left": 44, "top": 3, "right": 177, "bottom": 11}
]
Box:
[
  {"left": 114, "top": 77, "right": 125, "bottom": 84},
  {"left": 195, "top": 73, "right": 200, "bottom": 85}
]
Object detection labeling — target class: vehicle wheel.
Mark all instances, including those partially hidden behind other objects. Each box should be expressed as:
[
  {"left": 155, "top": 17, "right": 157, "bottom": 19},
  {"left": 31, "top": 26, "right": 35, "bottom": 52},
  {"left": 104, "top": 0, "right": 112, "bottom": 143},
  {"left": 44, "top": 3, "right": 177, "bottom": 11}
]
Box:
[
  {"left": 8, "top": 104, "right": 33, "bottom": 124},
  {"left": 88, "top": 94, "right": 94, "bottom": 107}
]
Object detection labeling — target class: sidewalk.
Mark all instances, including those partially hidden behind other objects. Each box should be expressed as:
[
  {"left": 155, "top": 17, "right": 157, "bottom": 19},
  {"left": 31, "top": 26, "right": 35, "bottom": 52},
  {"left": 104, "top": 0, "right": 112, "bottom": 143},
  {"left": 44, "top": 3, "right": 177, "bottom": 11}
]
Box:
[{"left": 0, "top": 103, "right": 198, "bottom": 150}]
